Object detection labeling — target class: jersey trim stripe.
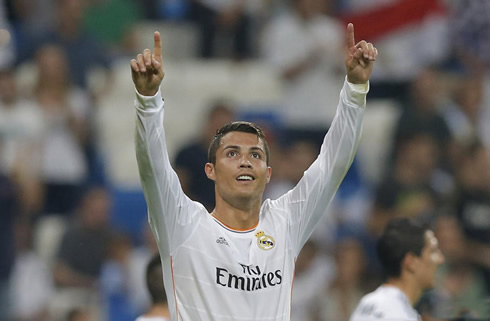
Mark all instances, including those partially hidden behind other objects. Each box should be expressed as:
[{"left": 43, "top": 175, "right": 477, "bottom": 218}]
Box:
[
  {"left": 290, "top": 258, "right": 296, "bottom": 319},
  {"left": 212, "top": 216, "right": 258, "bottom": 233},
  {"left": 170, "top": 256, "right": 179, "bottom": 320}
]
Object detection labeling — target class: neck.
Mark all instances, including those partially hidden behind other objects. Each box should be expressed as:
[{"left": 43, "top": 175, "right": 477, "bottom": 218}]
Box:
[
  {"left": 145, "top": 303, "right": 170, "bottom": 318},
  {"left": 212, "top": 196, "right": 261, "bottom": 230},
  {"left": 384, "top": 277, "right": 422, "bottom": 306}
]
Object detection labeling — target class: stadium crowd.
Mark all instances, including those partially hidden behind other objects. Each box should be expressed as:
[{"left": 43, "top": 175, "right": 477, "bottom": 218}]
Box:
[{"left": 0, "top": 0, "right": 489, "bottom": 320}]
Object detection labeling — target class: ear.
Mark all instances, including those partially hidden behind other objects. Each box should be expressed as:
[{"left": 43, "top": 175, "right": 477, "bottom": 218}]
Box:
[
  {"left": 402, "top": 253, "right": 418, "bottom": 274},
  {"left": 266, "top": 166, "right": 272, "bottom": 184},
  {"left": 205, "top": 162, "right": 216, "bottom": 181}
]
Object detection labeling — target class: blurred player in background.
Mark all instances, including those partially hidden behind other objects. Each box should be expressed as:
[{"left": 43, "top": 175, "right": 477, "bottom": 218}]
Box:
[
  {"left": 131, "top": 23, "right": 377, "bottom": 320},
  {"left": 349, "top": 217, "right": 445, "bottom": 321},
  {"left": 135, "top": 254, "right": 169, "bottom": 321}
]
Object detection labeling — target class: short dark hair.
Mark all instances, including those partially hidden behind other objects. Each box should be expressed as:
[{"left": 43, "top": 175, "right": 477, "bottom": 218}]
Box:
[
  {"left": 146, "top": 254, "right": 167, "bottom": 304},
  {"left": 376, "top": 218, "right": 428, "bottom": 278},
  {"left": 208, "top": 121, "right": 270, "bottom": 165}
]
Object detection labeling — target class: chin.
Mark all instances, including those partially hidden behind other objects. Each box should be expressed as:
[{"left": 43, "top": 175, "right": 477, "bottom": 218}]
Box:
[
  {"left": 236, "top": 190, "right": 262, "bottom": 201},
  {"left": 236, "top": 192, "right": 257, "bottom": 201}
]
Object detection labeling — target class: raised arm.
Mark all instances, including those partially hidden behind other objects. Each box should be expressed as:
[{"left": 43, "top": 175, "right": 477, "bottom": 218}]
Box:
[
  {"left": 345, "top": 23, "right": 377, "bottom": 84},
  {"left": 274, "top": 24, "right": 377, "bottom": 254},
  {"left": 130, "top": 32, "right": 165, "bottom": 96},
  {"left": 132, "top": 32, "right": 204, "bottom": 258}
]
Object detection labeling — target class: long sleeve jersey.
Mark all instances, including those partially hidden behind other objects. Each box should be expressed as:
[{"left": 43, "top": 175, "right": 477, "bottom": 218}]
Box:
[{"left": 134, "top": 78, "right": 368, "bottom": 321}]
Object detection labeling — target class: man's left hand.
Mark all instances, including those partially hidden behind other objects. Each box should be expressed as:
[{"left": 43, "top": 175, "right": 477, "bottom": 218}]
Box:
[{"left": 345, "top": 23, "right": 378, "bottom": 84}]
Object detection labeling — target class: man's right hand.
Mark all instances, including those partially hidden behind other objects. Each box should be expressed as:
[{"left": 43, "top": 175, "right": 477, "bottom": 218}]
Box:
[{"left": 130, "top": 31, "right": 165, "bottom": 96}]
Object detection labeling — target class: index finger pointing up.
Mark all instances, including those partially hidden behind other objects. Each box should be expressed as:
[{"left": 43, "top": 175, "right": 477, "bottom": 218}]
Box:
[
  {"left": 346, "top": 23, "right": 355, "bottom": 49},
  {"left": 154, "top": 31, "right": 162, "bottom": 59}
]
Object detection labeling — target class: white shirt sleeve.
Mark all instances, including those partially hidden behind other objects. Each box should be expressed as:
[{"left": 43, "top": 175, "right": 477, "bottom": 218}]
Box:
[
  {"left": 271, "top": 78, "right": 368, "bottom": 256},
  {"left": 134, "top": 88, "right": 206, "bottom": 258}
]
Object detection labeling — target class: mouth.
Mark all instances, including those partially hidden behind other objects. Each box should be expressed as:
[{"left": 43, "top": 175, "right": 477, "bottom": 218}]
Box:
[{"left": 236, "top": 175, "right": 255, "bottom": 182}]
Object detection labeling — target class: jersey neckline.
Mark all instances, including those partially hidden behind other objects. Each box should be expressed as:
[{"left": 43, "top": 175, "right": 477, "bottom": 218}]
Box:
[{"left": 211, "top": 215, "right": 258, "bottom": 234}]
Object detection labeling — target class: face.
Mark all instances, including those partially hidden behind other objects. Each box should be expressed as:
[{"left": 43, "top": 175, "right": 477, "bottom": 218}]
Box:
[
  {"left": 205, "top": 107, "right": 234, "bottom": 141},
  {"left": 336, "top": 239, "right": 365, "bottom": 284},
  {"left": 457, "top": 77, "right": 483, "bottom": 115},
  {"left": 403, "top": 136, "right": 437, "bottom": 179},
  {"left": 413, "top": 230, "right": 445, "bottom": 289},
  {"left": 413, "top": 69, "right": 440, "bottom": 110},
  {"left": 205, "top": 131, "right": 271, "bottom": 208},
  {"left": 37, "top": 45, "right": 69, "bottom": 83},
  {"left": 81, "top": 188, "right": 112, "bottom": 228}
]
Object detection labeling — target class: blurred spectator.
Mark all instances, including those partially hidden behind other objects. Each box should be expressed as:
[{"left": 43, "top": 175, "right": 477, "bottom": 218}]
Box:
[
  {"left": 369, "top": 133, "right": 442, "bottom": 238},
  {"left": 261, "top": 0, "right": 344, "bottom": 140},
  {"left": 430, "top": 214, "right": 489, "bottom": 318},
  {"left": 0, "top": 156, "right": 19, "bottom": 320},
  {"left": 53, "top": 187, "right": 114, "bottom": 288},
  {"left": 174, "top": 100, "right": 234, "bottom": 211},
  {"left": 264, "top": 139, "right": 318, "bottom": 199},
  {"left": 317, "top": 238, "right": 367, "bottom": 321},
  {"left": 291, "top": 240, "right": 334, "bottom": 321},
  {"left": 0, "top": 68, "right": 44, "bottom": 214},
  {"left": 33, "top": 44, "right": 90, "bottom": 215},
  {"left": 100, "top": 232, "right": 139, "bottom": 321},
  {"left": 262, "top": 142, "right": 290, "bottom": 200},
  {"left": 135, "top": 254, "right": 170, "bottom": 321},
  {"left": 443, "top": 74, "right": 490, "bottom": 151},
  {"left": 9, "top": 218, "right": 53, "bottom": 321},
  {"left": 448, "top": 0, "right": 490, "bottom": 73},
  {"left": 0, "top": 2, "right": 15, "bottom": 69},
  {"left": 392, "top": 67, "right": 453, "bottom": 168},
  {"left": 5, "top": 0, "right": 55, "bottom": 40},
  {"left": 128, "top": 224, "right": 159, "bottom": 313},
  {"left": 17, "top": 0, "right": 113, "bottom": 92},
  {"left": 83, "top": 0, "right": 144, "bottom": 56},
  {"left": 452, "top": 142, "right": 490, "bottom": 286},
  {"left": 189, "top": 0, "right": 257, "bottom": 59}
]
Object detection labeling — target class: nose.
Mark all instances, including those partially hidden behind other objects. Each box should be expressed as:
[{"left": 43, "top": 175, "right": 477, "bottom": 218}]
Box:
[{"left": 239, "top": 156, "right": 252, "bottom": 168}]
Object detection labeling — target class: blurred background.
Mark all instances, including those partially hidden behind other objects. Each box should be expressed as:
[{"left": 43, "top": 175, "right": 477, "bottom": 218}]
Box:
[{"left": 0, "top": 0, "right": 489, "bottom": 320}]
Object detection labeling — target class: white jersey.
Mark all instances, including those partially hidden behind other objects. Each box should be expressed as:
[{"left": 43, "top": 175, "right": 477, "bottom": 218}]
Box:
[
  {"left": 349, "top": 285, "right": 421, "bottom": 321},
  {"left": 134, "top": 78, "right": 368, "bottom": 321}
]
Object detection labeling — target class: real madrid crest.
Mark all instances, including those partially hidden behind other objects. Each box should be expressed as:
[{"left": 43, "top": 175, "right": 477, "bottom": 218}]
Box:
[{"left": 255, "top": 231, "right": 275, "bottom": 250}]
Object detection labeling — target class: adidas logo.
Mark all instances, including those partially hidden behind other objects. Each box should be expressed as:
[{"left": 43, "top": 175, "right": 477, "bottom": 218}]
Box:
[{"left": 216, "top": 237, "right": 229, "bottom": 246}]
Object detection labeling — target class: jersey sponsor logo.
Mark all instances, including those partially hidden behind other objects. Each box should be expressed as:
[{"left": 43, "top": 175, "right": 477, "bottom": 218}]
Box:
[
  {"left": 216, "top": 264, "right": 282, "bottom": 291},
  {"left": 216, "top": 236, "right": 229, "bottom": 246},
  {"left": 255, "top": 231, "right": 275, "bottom": 250}
]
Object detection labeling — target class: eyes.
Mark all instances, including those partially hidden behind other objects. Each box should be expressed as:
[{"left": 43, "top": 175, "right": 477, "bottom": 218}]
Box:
[
  {"left": 226, "top": 150, "right": 237, "bottom": 157},
  {"left": 225, "top": 150, "right": 262, "bottom": 160}
]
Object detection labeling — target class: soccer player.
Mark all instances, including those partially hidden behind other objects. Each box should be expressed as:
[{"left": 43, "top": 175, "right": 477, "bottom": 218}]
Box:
[
  {"left": 136, "top": 254, "right": 170, "bottom": 321},
  {"left": 131, "top": 23, "right": 377, "bottom": 321},
  {"left": 349, "top": 218, "right": 445, "bottom": 321}
]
